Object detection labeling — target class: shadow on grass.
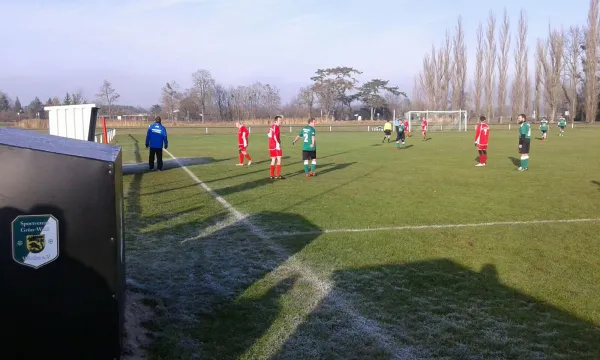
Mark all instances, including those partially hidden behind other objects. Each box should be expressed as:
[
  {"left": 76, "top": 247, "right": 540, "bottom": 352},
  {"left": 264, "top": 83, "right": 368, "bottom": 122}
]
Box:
[
  {"left": 272, "top": 259, "right": 600, "bottom": 359},
  {"left": 125, "top": 135, "right": 143, "bottom": 227},
  {"left": 133, "top": 211, "right": 323, "bottom": 360},
  {"left": 592, "top": 180, "right": 600, "bottom": 190},
  {"left": 123, "top": 157, "right": 232, "bottom": 175},
  {"left": 509, "top": 156, "right": 520, "bottom": 167}
]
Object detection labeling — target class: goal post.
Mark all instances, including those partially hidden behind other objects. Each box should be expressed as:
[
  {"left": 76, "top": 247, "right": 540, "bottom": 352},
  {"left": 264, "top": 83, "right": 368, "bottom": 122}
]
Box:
[{"left": 405, "top": 110, "right": 468, "bottom": 132}]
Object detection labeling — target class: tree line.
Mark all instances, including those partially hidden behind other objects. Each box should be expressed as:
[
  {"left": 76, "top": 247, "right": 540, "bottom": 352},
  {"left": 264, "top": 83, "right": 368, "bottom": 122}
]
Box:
[
  {"left": 149, "top": 67, "right": 407, "bottom": 122},
  {"left": 0, "top": 68, "right": 408, "bottom": 123},
  {"left": 412, "top": 2, "right": 598, "bottom": 123}
]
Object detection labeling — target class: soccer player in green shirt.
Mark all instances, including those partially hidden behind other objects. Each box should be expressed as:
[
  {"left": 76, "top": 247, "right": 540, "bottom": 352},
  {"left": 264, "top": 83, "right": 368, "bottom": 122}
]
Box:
[
  {"left": 517, "top": 113, "right": 531, "bottom": 171},
  {"left": 557, "top": 116, "right": 567, "bottom": 136},
  {"left": 382, "top": 120, "right": 393, "bottom": 143},
  {"left": 293, "top": 118, "right": 317, "bottom": 177},
  {"left": 395, "top": 121, "right": 407, "bottom": 150},
  {"left": 539, "top": 118, "right": 549, "bottom": 141}
]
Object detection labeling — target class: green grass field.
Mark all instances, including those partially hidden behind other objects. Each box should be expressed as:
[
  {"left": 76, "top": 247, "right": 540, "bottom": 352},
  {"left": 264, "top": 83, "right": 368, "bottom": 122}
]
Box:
[{"left": 116, "top": 126, "right": 600, "bottom": 360}]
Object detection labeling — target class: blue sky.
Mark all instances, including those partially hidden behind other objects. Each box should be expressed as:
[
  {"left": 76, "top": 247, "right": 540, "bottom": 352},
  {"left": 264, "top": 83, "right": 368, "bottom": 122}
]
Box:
[{"left": 0, "top": 0, "right": 589, "bottom": 107}]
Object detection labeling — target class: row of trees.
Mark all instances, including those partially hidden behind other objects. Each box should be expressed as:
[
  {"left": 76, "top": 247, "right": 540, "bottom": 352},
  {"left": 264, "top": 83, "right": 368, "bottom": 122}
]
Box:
[
  {"left": 154, "top": 72, "right": 283, "bottom": 122},
  {"left": 1, "top": 68, "right": 409, "bottom": 122},
  {"left": 412, "top": 3, "right": 597, "bottom": 123},
  {"left": 0, "top": 80, "right": 126, "bottom": 122},
  {"left": 150, "top": 67, "right": 408, "bottom": 122}
]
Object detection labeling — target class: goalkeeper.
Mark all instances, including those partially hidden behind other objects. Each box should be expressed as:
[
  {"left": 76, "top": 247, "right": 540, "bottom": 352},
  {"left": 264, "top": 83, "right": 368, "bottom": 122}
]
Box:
[{"left": 382, "top": 120, "right": 392, "bottom": 143}]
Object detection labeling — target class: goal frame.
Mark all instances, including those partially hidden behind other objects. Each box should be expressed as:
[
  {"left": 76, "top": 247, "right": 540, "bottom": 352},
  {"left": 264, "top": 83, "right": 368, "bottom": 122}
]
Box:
[{"left": 405, "top": 110, "right": 468, "bottom": 132}]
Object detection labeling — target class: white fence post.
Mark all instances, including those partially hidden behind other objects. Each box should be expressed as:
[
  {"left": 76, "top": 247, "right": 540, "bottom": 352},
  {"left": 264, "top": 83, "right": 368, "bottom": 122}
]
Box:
[
  {"left": 508, "top": 124, "right": 511, "bottom": 131},
  {"left": 205, "top": 127, "right": 208, "bottom": 134},
  {"left": 329, "top": 126, "right": 332, "bottom": 132}
]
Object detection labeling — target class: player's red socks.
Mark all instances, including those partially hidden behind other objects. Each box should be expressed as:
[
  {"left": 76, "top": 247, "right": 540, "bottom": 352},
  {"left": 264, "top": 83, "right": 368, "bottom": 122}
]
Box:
[
  {"left": 481, "top": 154, "right": 487, "bottom": 164},
  {"left": 270, "top": 165, "right": 275, "bottom": 177},
  {"left": 239, "top": 153, "right": 244, "bottom": 164},
  {"left": 245, "top": 153, "right": 252, "bottom": 161},
  {"left": 276, "top": 165, "right": 281, "bottom": 177}
]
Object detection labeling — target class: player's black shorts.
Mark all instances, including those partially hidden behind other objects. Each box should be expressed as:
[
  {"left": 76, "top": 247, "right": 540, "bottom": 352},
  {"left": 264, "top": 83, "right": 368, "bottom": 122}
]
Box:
[
  {"left": 396, "top": 131, "right": 405, "bottom": 142},
  {"left": 541, "top": 130, "right": 547, "bottom": 133},
  {"left": 302, "top": 150, "right": 317, "bottom": 161},
  {"left": 384, "top": 130, "right": 391, "bottom": 136},
  {"left": 519, "top": 138, "right": 530, "bottom": 154},
  {"left": 559, "top": 126, "right": 565, "bottom": 129}
]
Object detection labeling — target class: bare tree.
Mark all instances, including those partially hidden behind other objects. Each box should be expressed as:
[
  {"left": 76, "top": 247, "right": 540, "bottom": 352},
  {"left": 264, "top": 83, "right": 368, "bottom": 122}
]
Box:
[
  {"left": 535, "top": 39, "right": 544, "bottom": 120},
  {"left": 541, "top": 27, "right": 565, "bottom": 122},
  {"left": 420, "top": 47, "right": 437, "bottom": 109},
  {"left": 71, "top": 88, "right": 86, "bottom": 105},
  {"left": 497, "top": 9, "right": 511, "bottom": 122},
  {"left": 191, "top": 69, "right": 215, "bottom": 122},
  {"left": 524, "top": 50, "right": 532, "bottom": 116},
  {"left": 511, "top": 9, "right": 528, "bottom": 119},
  {"left": 562, "top": 26, "right": 583, "bottom": 121},
  {"left": 451, "top": 15, "right": 467, "bottom": 110},
  {"left": 436, "top": 31, "right": 452, "bottom": 110},
  {"left": 484, "top": 10, "right": 497, "bottom": 120},
  {"left": 297, "top": 86, "right": 316, "bottom": 117},
  {"left": 412, "top": 76, "right": 427, "bottom": 110},
  {"left": 474, "top": 22, "right": 484, "bottom": 117},
  {"left": 161, "top": 81, "right": 181, "bottom": 120},
  {"left": 96, "top": 80, "right": 120, "bottom": 118},
  {"left": 584, "top": 0, "right": 599, "bottom": 122}
]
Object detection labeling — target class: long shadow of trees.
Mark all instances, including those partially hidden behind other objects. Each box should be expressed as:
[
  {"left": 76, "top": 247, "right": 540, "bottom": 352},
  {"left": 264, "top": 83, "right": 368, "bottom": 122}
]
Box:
[
  {"left": 271, "top": 260, "right": 600, "bottom": 359},
  {"left": 125, "top": 175, "right": 324, "bottom": 360}
]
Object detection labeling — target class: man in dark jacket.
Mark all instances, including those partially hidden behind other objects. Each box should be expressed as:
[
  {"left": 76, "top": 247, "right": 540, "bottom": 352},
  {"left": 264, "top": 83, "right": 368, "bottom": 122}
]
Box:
[{"left": 145, "top": 116, "right": 168, "bottom": 171}]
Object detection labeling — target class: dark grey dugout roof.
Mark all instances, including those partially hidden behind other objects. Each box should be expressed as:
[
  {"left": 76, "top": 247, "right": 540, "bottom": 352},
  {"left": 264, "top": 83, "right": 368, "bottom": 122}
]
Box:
[{"left": 0, "top": 128, "right": 121, "bottom": 162}]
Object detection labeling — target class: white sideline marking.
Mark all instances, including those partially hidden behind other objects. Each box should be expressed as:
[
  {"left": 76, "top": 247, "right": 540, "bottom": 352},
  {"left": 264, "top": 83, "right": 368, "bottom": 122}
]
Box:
[
  {"left": 163, "top": 149, "right": 415, "bottom": 359},
  {"left": 275, "top": 218, "right": 600, "bottom": 237}
]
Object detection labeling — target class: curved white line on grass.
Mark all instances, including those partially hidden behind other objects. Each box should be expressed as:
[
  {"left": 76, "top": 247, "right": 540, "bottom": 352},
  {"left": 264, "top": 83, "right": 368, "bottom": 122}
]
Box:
[
  {"left": 163, "top": 148, "right": 416, "bottom": 360},
  {"left": 275, "top": 218, "right": 600, "bottom": 237}
]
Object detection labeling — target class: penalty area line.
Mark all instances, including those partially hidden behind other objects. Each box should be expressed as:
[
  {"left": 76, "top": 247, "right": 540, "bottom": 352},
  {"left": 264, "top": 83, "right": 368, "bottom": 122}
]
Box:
[{"left": 274, "top": 218, "right": 600, "bottom": 237}]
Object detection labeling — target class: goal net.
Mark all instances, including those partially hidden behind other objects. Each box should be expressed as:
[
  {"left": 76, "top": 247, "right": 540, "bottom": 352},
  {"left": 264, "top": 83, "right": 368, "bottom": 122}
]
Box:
[{"left": 405, "top": 110, "right": 468, "bottom": 132}]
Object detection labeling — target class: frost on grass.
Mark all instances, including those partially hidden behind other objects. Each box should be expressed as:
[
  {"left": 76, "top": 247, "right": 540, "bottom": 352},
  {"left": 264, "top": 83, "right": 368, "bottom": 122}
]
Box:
[
  {"left": 328, "top": 259, "right": 600, "bottom": 359},
  {"left": 124, "top": 210, "right": 324, "bottom": 357}
]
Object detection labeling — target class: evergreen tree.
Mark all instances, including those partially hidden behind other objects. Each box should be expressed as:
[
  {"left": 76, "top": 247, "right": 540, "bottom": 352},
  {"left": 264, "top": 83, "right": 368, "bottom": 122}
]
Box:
[
  {"left": 14, "top": 97, "right": 23, "bottom": 113},
  {"left": 0, "top": 93, "right": 10, "bottom": 111},
  {"left": 63, "top": 92, "right": 71, "bottom": 105}
]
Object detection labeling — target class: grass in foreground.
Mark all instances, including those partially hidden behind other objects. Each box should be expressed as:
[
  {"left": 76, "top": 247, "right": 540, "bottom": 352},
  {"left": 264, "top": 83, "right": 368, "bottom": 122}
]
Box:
[{"left": 116, "top": 128, "right": 600, "bottom": 359}]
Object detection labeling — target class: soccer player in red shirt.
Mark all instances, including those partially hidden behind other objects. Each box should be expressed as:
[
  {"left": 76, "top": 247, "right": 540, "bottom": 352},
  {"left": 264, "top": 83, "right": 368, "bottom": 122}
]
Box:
[
  {"left": 268, "top": 115, "right": 283, "bottom": 179},
  {"left": 474, "top": 115, "right": 490, "bottom": 167},
  {"left": 421, "top": 117, "right": 428, "bottom": 141},
  {"left": 235, "top": 121, "right": 252, "bottom": 166},
  {"left": 404, "top": 119, "right": 411, "bottom": 137}
]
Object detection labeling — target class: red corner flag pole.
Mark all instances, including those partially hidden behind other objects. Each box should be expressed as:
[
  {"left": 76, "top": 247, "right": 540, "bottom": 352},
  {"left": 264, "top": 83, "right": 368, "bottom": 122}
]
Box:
[{"left": 102, "top": 116, "right": 108, "bottom": 144}]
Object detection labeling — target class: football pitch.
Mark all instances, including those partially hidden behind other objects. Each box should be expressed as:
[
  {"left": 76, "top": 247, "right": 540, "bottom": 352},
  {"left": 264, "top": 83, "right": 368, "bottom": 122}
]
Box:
[{"left": 117, "top": 126, "right": 600, "bottom": 360}]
